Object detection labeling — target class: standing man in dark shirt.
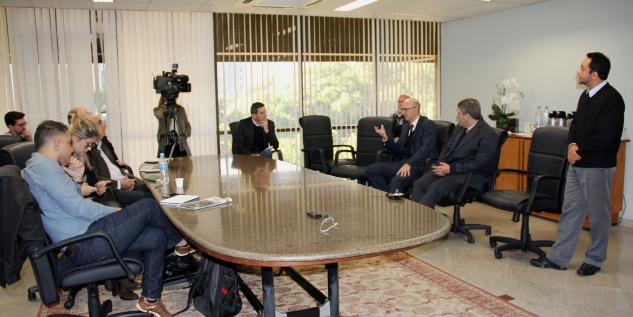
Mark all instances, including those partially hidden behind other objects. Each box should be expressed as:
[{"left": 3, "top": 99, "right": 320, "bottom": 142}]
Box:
[
  {"left": 4, "top": 111, "right": 32, "bottom": 141},
  {"left": 366, "top": 97, "right": 437, "bottom": 195},
  {"left": 235, "top": 102, "right": 279, "bottom": 158},
  {"left": 530, "top": 52, "right": 625, "bottom": 276}
]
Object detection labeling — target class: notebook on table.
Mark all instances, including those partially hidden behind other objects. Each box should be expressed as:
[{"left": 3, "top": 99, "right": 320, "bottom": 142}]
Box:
[
  {"left": 160, "top": 194, "right": 200, "bottom": 206},
  {"left": 178, "top": 197, "right": 233, "bottom": 211}
]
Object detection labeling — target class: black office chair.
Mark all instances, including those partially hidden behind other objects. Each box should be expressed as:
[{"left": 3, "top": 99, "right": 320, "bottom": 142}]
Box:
[
  {"left": 0, "top": 141, "right": 35, "bottom": 169},
  {"left": 330, "top": 117, "right": 393, "bottom": 184},
  {"left": 0, "top": 165, "right": 148, "bottom": 316},
  {"left": 423, "top": 120, "right": 455, "bottom": 173},
  {"left": 435, "top": 128, "right": 508, "bottom": 243},
  {"left": 229, "top": 121, "right": 283, "bottom": 161},
  {"left": 0, "top": 135, "right": 21, "bottom": 150},
  {"left": 298, "top": 115, "right": 355, "bottom": 174},
  {"left": 481, "top": 126, "right": 569, "bottom": 259}
]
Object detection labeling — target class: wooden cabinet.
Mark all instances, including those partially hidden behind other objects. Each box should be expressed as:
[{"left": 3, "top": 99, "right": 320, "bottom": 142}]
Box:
[{"left": 496, "top": 134, "right": 628, "bottom": 228}]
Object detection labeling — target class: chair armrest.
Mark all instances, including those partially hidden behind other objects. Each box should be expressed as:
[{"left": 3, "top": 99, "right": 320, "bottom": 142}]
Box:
[
  {"left": 453, "top": 170, "right": 491, "bottom": 202},
  {"left": 489, "top": 168, "right": 527, "bottom": 189},
  {"left": 374, "top": 150, "right": 393, "bottom": 164},
  {"left": 522, "top": 175, "right": 567, "bottom": 214},
  {"left": 31, "top": 231, "right": 137, "bottom": 281},
  {"left": 301, "top": 147, "right": 328, "bottom": 172},
  {"left": 271, "top": 149, "right": 283, "bottom": 161},
  {"left": 423, "top": 157, "right": 439, "bottom": 173},
  {"left": 334, "top": 149, "right": 356, "bottom": 167}
]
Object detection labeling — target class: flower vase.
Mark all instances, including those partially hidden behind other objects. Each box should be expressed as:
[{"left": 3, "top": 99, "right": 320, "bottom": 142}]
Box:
[{"left": 495, "top": 118, "right": 519, "bottom": 133}]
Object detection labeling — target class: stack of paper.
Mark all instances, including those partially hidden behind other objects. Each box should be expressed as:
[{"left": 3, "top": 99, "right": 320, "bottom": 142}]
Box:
[
  {"left": 178, "top": 197, "right": 233, "bottom": 211},
  {"left": 160, "top": 194, "right": 200, "bottom": 206}
]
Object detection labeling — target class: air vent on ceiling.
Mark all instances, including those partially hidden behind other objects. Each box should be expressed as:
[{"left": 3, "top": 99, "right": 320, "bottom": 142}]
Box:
[{"left": 239, "top": 0, "right": 323, "bottom": 8}]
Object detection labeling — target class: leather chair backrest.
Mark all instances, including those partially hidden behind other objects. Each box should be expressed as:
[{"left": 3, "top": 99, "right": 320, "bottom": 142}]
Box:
[
  {"left": 355, "top": 117, "right": 392, "bottom": 167},
  {"left": 229, "top": 121, "right": 239, "bottom": 154},
  {"left": 484, "top": 128, "right": 509, "bottom": 190},
  {"left": 0, "top": 135, "right": 21, "bottom": 150},
  {"left": 526, "top": 126, "right": 569, "bottom": 202},
  {"left": 299, "top": 115, "right": 334, "bottom": 168},
  {"left": 0, "top": 141, "right": 36, "bottom": 169},
  {"left": 434, "top": 120, "right": 455, "bottom": 154}
]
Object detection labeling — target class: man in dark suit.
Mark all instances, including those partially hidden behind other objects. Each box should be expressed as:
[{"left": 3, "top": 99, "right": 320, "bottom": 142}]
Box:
[
  {"left": 366, "top": 97, "right": 437, "bottom": 194},
  {"left": 85, "top": 113, "right": 152, "bottom": 206},
  {"left": 411, "top": 98, "right": 497, "bottom": 208},
  {"left": 235, "top": 102, "right": 279, "bottom": 158}
]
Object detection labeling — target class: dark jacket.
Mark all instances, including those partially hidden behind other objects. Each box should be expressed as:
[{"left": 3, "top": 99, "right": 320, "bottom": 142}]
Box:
[
  {"left": 383, "top": 117, "right": 438, "bottom": 171},
  {"left": 234, "top": 118, "right": 279, "bottom": 155},
  {"left": 0, "top": 165, "right": 47, "bottom": 287},
  {"left": 439, "top": 119, "right": 497, "bottom": 187},
  {"left": 568, "top": 83, "right": 625, "bottom": 168}
]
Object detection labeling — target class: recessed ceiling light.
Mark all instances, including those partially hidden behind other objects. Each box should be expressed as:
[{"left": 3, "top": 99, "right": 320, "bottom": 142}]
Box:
[
  {"left": 93, "top": 0, "right": 114, "bottom": 3},
  {"left": 335, "top": 0, "right": 379, "bottom": 12}
]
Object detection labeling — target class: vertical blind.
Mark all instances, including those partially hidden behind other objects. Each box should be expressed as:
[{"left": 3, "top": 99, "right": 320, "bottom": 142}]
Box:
[
  {"left": 0, "top": 8, "right": 438, "bottom": 170},
  {"left": 215, "top": 13, "right": 440, "bottom": 166}
]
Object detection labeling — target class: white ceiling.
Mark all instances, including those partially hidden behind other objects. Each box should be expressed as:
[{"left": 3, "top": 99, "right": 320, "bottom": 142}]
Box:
[{"left": 0, "top": 0, "right": 548, "bottom": 22}]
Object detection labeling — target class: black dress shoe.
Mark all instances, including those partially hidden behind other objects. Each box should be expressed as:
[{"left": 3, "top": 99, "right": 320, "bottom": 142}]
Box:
[
  {"left": 529, "top": 256, "right": 567, "bottom": 270},
  {"left": 577, "top": 263, "right": 601, "bottom": 276}
]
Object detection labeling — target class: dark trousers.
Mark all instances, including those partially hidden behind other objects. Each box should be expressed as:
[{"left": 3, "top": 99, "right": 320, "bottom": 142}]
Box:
[
  {"left": 365, "top": 160, "right": 421, "bottom": 194},
  {"left": 115, "top": 178, "right": 153, "bottom": 206},
  {"left": 411, "top": 171, "right": 464, "bottom": 208},
  {"left": 68, "top": 198, "right": 183, "bottom": 299}
]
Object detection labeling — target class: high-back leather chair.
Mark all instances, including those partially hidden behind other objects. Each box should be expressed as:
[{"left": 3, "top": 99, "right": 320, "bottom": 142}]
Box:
[
  {"left": 481, "top": 126, "right": 569, "bottom": 259},
  {"left": 230, "top": 121, "right": 283, "bottom": 161},
  {"left": 0, "top": 135, "right": 21, "bottom": 150},
  {"left": 423, "top": 120, "right": 455, "bottom": 172},
  {"left": 435, "top": 128, "right": 508, "bottom": 243},
  {"left": 298, "top": 115, "right": 355, "bottom": 173},
  {"left": 0, "top": 141, "right": 35, "bottom": 169},
  {"left": 330, "top": 117, "right": 393, "bottom": 184}
]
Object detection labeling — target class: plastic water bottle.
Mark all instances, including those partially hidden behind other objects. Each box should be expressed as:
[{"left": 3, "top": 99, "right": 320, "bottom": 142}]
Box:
[
  {"left": 159, "top": 153, "right": 169, "bottom": 185},
  {"left": 534, "top": 106, "right": 542, "bottom": 129},
  {"left": 542, "top": 106, "right": 550, "bottom": 127}
]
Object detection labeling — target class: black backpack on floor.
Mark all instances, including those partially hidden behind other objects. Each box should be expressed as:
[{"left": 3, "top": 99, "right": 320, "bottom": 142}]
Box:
[
  {"left": 164, "top": 253, "right": 198, "bottom": 286},
  {"left": 175, "top": 254, "right": 242, "bottom": 317}
]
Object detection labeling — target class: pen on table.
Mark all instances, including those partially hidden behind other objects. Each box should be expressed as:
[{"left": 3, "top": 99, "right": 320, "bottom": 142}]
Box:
[{"left": 154, "top": 183, "right": 164, "bottom": 189}]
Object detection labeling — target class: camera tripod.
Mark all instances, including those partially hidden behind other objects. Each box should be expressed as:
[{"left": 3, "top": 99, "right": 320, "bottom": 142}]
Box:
[{"left": 158, "top": 101, "right": 191, "bottom": 159}]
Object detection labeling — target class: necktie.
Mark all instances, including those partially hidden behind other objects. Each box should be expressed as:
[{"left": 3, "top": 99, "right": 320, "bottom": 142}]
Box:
[{"left": 409, "top": 124, "right": 414, "bottom": 136}]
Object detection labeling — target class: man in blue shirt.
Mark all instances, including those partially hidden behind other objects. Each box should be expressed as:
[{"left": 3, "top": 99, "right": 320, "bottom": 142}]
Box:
[{"left": 22, "top": 120, "right": 193, "bottom": 317}]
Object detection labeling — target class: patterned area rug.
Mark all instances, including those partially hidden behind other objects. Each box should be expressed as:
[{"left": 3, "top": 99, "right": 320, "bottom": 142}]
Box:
[{"left": 38, "top": 252, "right": 535, "bottom": 316}]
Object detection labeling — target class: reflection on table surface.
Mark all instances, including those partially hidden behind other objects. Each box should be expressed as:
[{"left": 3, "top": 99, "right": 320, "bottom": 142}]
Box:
[{"left": 142, "top": 155, "right": 450, "bottom": 267}]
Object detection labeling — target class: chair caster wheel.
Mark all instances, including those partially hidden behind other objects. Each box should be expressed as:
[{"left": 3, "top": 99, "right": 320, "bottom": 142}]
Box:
[
  {"left": 485, "top": 228, "right": 491, "bottom": 235},
  {"left": 468, "top": 237, "right": 475, "bottom": 244},
  {"left": 490, "top": 240, "right": 497, "bottom": 247},
  {"left": 494, "top": 250, "right": 503, "bottom": 259},
  {"left": 27, "top": 292, "right": 37, "bottom": 302}
]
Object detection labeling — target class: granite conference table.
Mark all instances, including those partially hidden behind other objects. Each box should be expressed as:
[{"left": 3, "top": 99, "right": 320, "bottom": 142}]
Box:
[{"left": 142, "top": 155, "right": 450, "bottom": 317}]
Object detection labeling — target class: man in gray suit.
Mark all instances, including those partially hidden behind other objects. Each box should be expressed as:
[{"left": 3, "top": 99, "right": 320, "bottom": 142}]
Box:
[
  {"left": 366, "top": 97, "right": 437, "bottom": 194},
  {"left": 411, "top": 98, "right": 497, "bottom": 208}
]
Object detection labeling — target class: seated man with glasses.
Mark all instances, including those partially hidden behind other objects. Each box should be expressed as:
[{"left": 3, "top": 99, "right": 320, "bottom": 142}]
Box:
[
  {"left": 4, "top": 111, "right": 32, "bottom": 142},
  {"left": 75, "top": 115, "right": 152, "bottom": 206},
  {"left": 366, "top": 97, "right": 438, "bottom": 195}
]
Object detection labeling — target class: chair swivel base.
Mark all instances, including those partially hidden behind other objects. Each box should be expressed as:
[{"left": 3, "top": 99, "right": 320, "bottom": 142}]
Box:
[
  {"left": 450, "top": 218, "right": 491, "bottom": 244},
  {"left": 489, "top": 235, "right": 554, "bottom": 259}
]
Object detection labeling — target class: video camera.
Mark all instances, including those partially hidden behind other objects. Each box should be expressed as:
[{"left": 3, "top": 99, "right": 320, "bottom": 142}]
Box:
[{"left": 153, "top": 63, "right": 191, "bottom": 105}]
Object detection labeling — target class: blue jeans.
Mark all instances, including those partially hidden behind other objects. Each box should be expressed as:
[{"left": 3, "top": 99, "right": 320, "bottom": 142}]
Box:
[{"left": 68, "top": 198, "right": 183, "bottom": 299}]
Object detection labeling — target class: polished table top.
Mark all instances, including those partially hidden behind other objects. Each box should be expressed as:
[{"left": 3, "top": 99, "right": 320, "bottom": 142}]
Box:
[{"left": 143, "top": 155, "right": 450, "bottom": 267}]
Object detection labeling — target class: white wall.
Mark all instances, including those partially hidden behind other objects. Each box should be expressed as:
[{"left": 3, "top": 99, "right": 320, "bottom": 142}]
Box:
[{"left": 441, "top": 0, "right": 633, "bottom": 222}]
